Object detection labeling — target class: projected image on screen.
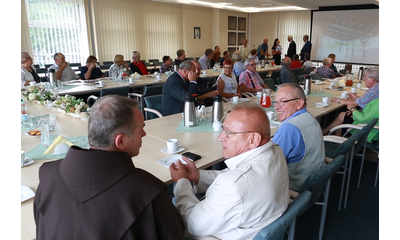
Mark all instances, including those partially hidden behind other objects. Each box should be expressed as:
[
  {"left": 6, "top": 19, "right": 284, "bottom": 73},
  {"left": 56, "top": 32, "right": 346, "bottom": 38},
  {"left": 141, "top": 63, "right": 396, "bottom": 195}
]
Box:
[{"left": 311, "top": 9, "right": 379, "bottom": 65}]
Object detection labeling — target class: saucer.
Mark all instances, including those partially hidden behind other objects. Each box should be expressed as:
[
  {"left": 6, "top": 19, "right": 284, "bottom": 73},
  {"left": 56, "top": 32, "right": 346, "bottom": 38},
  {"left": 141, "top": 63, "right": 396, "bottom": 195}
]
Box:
[
  {"left": 313, "top": 102, "right": 330, "bottom": 107},
  {"left": 314, "top": 82, "right": 325, "bottom": 85},
  {"left": 95, "top": 84, "right": 106, "bottom": 88},
  {"left": 157, "top": 154, "right": 192, "bottom": 168},
  {"left": 160, "top": 146, "right": 185, "bottom": 154},
  {"left": 21, "top": 185, "right": 35, "bottom": 202},
  {"left": 21, "top": 157, "right": 34, "bottom": 167}
]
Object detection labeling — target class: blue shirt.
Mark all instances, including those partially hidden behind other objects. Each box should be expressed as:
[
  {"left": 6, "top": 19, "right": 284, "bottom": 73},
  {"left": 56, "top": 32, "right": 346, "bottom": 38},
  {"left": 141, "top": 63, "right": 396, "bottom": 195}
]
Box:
[
  {"left": 233, "top": 62, "right": 245, "bottom": 77},
  {"left": 272, "top": 108, "right": 307, "bottom": 164}
]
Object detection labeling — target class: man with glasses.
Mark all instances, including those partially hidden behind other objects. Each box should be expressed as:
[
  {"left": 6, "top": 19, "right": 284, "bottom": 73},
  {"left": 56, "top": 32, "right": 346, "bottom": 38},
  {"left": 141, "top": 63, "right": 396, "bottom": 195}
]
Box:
[
  {"left": 272, "top": 83, "right": 325, "bottom": 191},
  {"left": 239, "top": 59, "right": 271, "bottom": 94},
  {"left": 170, "top": 103, "right": 289, "bottom": 240}
]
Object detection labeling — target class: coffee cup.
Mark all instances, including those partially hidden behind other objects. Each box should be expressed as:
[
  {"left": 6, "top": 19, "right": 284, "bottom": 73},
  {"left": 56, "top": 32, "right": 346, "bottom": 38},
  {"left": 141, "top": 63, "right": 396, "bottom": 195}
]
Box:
[
  {"left": 256, "top": 92, "right": 263, "bottom": 98},
  {"left": 351, "top": 87, "right": 356, "bottom": 93},
  {"left": 166, "top": 139, "right": 180, "bottom": 153},
  {"left": 315, "top": 80, "right": 320, "bottom": 85},
  {"left": 21, "top": 151, "right": 25, "bottom": 166},
  {"left": 98, "top": 80, "right": 104, "bottom": 87},
  {"left": 322, "top": 97, "right": 329, "bottom": 104},
  {"left": 202, "top": 70, "right": 207, "bottom": 75},
  {"left": 357, "top": 83, "right": 362, "bottom": 88},
  {"left": 341, "top": 92, "right": 348, "bottom": 99},
  {"left": 29, "top": 81, "right": 37, "bottom": 86},
  {"left": 266, "top": 111, "right": 274, "bottom": 121},
  {"left": 232, "top": 96, "right": 239, "bottom": 104},
  {"left": 129, "top": 77, "right": 134, "bottom": 83},
  {"left": 157, "top": 75, "right": 162, "bottom": 80},
  {"left": 213, "top": 121, "right": 222, "bottom": 132}
]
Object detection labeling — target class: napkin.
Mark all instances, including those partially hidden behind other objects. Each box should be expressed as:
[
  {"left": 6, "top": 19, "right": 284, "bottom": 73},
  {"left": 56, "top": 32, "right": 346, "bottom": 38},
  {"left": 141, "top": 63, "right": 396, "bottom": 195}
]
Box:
[
  {"left": 43, "top": 135, "right": 74, "bottom": 154},
  {"left": 131, "top": 72, "right": 141, "bottom": 79}
]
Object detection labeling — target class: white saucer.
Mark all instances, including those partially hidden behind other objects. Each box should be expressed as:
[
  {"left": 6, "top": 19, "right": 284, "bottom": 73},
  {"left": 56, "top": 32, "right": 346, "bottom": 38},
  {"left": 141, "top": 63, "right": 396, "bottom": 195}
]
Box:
[
  {"left": 314, "top": 82, "right": 325, "bottom": 85},
  {"left": 327, "top": 87, "right": 344, "bottom": 91},
  {"left": 95, "top": 84, "right": 106, "bottom": 88},
  {"left": 21, "top": 157, "right": 34, "bottom": 167},
  {"left": 313, "top": 102, "right": 330, "bottom": 107},
  {"left": 270, "top": 120, "right": 281, "bottom": 128},
  {"left": 126, "top": 82, "right": 135, "bottom": 85},
  {"left": 21, "top": 185, "right": 35, "bottom": 202},
  {"left": 160, "top": 146, "right": 185, "bottom": 154},
  {"left": 157, "top": 154, "right": 192, "bottom": 168}
]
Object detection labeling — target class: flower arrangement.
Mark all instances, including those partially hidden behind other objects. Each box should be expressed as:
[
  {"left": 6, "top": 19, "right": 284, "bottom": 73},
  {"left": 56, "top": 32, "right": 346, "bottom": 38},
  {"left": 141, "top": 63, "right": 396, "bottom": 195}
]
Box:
[
  {"left": 22, "top": 85, "right": 55, "bottom": 104},
  {"left": 52, "top": 95, "right": 90, "bottom": 118}
]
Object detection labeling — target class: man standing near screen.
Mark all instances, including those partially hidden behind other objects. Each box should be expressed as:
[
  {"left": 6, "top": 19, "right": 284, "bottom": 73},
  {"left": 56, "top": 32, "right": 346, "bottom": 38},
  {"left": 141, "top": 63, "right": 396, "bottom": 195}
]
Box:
[
  {"left": 287, "top": 35, "right": 296, "bottom": 60},
  {"left": 299, "top": 35, "right": 312, "bottom": 62}
]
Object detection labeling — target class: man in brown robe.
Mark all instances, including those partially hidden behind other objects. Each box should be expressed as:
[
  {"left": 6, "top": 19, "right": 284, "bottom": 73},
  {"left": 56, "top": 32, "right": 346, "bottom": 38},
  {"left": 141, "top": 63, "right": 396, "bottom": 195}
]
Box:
[{"left": 34, "top": 95, "right": 184, "bottom": 240}]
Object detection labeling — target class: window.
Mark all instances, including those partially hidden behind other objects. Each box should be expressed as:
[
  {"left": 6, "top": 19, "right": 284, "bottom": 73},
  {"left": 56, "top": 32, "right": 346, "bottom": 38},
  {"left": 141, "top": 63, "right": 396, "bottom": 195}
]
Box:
[{"left": 24, "top": 0, "right": 89, "bottom": 67}]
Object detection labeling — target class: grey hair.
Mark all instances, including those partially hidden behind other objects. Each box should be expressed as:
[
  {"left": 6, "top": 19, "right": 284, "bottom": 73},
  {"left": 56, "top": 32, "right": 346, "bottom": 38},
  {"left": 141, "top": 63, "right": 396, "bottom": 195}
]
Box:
[
  {"left": 366, "top": 67, "right": 379, "bottom": 82},
  {"left": 322, "top": 58, "right": 332, "bottom": 66},
  {"left": 277, "top": 83, "right": 307, "bottom": 106},
  {"left": 282, "top": 57, "right": 292, "bottom": 67},
  {"left": 54, "top": 53, "right": 63, "bottom": 60},
  {"left": 88, "top": 95, "right": 139, "bottom": 148},
  {"left": 244, "top": 58, "right": 255, "bottom": 66},
  {"left": 21, "top": 51, "right": 31, "bottom": 64},
  {"left": 179, "top": 60, "right": 194, "bottom": 70},
  {"left": 288, "top": 35, "right": 293, "bottom": 41},
  {"left": 131, "top": 51, "right": 141, "bottom": 59},
  {"left": 232, "top": 52, "right": 242, "bottom": 62}
]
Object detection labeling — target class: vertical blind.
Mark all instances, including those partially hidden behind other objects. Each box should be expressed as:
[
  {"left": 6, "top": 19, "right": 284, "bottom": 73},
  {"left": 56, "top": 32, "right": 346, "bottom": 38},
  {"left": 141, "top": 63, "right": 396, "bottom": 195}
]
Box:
[
  {"left": 24, "top": 0, "right": 89, "bottom": 66},
  {"left": 90, "top": 0, "right": 183, "bottom": 64},
  {"left": 277, "top": 10, "right": 311, "bottom": 59}
]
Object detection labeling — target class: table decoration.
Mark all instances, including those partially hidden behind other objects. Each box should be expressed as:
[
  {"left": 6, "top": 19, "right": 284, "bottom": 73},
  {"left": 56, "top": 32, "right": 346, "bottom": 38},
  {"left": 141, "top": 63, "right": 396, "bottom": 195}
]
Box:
[
  {"left": 22, "top": 85, "right": 56, "bottom": 104},
  {"left": 52, "top": 95, "right": 90, "bottom": 119}
]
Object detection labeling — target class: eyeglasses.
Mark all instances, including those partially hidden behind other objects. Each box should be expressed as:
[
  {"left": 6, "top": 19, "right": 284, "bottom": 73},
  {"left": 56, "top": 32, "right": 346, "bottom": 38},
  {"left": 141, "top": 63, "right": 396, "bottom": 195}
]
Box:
[
  {"left": 221, "top": 126, "right": 256, "bottom": 138},
  {"left": 248, "top": 63, "right": 257, "bottom": 66},
  {"left": 272, "top": 98, "right": 300, "bottom": 107}
]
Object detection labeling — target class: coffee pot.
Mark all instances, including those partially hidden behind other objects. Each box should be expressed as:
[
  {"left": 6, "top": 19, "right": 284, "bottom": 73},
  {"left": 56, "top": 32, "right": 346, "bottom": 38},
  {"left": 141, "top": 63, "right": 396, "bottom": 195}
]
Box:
[
  {"left": 184, "top": 94, "right": 196, "bottom": 127},
  {"left": 212, "top": 94, "right": 224, "bottom": 123}
]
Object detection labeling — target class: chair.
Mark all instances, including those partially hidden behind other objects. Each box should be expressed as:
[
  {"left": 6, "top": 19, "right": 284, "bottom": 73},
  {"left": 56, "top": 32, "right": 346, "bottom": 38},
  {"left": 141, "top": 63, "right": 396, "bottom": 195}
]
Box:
[
  {"left": 263, "top": 78, "right": 276, "bottom": 91},
  {"left": 325, "top": 119, "right": 378, "bottom": 209},
  {"left": 125, "top": 60, "right": 131, "bottom": 65},
  {"left": 33, "top": 64, "right": 40, "bottom": 69},
  {"left": 148, "top": 59, "right": 160, "bottom": 63},
  {"left": 270, "top": 71, "right": 280, "bottom": 85},
  {"left": 69, "top": 63, "right": 81, "bottom": 68},
  {"left": 143, "top": 94, "right": 163, "bottom": 120},
  {"left": 186, "top": 57, "right": 194, "bottom": 61},
  {"left": 87, "top": 86, "right": 131, "bottom": 107},
  {"left": 311, "top": 73, "right": 321, "bottom": 80},
  {"left": 252, "top": 191, "right": 312, "bottom": 240},
  {"left": 130, "top": 84, "right": 164, "bottom": 113},
  {"left": 36, "top": 68, "right": 47, "bottom": 74},
  {"left": 290, "top": 155, "right": 346, "bottom": 240},
  {"left": 102, "top": 61, "right": 114, "bottom": 66},
  {"left": 276, "top": 77, "right": 282, "bottom": 85},
  {"left": 45, "top": 64, "right": 52, "bottom": 69}
]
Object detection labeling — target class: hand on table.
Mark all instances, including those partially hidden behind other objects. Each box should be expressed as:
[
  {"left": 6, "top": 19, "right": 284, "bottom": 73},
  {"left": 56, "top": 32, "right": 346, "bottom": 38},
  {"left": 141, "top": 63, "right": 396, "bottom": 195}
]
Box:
[
  {"left": 169, "top": 156, "right": 199, "bottom": 183},
  {"left": 348, "top": 92, "right": 359, "bottom": 99},
  {"left": 330, "top": 97, "right": 340, "bottom": 103}
]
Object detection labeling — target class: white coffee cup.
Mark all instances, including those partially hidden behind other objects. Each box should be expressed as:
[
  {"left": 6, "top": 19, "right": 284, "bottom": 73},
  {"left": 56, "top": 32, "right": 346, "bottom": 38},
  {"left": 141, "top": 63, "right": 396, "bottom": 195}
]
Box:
[
  {"left": 266, "top": 111, "right": 274, "bottom": 121},
  {"left": 303, "top": 89, "right": 309, "bottom": 95},
  {"left": 129, "top": 78, "right": 134, "bottom": 83},
  {"left": 357, "top": 83, "right": 362, "bottom": 88},
  {"left": 29, "top": 81, "right": 37, "bottom": 86},
  {"left": 351, "top": 87, "right": 356, "bottom": 93},
  {"left": 315, "top": 80, "right": 320, "bottom": 85},
  {"left": 202, "top": 70, "right": 207, "bottom": 75},
  {"left": 256, "top": 92, "right": 263, "bottom": 98},
  {"left": 98, "top": 80, "right": 104, "bottom": 87},
  {"left": 21, "top": 151, "right": 25, "bottom": 166},
  {"left": 322, "top": 97, "right": 329, "bottom": 104},
  {"left": 341, "top": 92, "right": 348, "bottom": 99},
  {"left": 232, "top": 96, "right": 239, "bottom": 104},
  {"left": 213, "top": 121, "right": 222, "bottom": 132},
  {"left": 166, "top": 139, "right": 180, "bottom": 153},
  {"left": 157, "top": 75, "right": 162, "bottom": 80}
]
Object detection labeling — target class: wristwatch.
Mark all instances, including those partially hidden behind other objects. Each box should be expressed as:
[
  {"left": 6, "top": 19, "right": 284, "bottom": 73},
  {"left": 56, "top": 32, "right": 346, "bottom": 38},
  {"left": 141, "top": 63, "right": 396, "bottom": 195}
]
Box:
[{"left": 338, "top": 99, "right": 341, "bottom": 103}]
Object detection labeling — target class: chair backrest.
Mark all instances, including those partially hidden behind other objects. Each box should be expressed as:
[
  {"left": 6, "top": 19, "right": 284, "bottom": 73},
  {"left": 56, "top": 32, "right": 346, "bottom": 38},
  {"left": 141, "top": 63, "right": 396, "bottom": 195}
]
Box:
[
  {"left": 148, "top": 59, "right": 160, "bottom": 63},
  {"left": 311, "top": 73, "right": 321, "bottom": 80},
  {"left": 102, "top": 61, "right": 114, "bottom": 66},
  {"left": 143, "top": 84, "right": 164, "bottom": 97},
  {"left": 271, "top": 71, "right": 280, "bottom": 85},
  {"left": 330, "top": 130, "right": 363, "bottom": 158},
  {"left": 276, "top": 77, "right": 282, "bottom": 85},
  {"left": 294, "top": 68, "right": 305, "bottom": 77},
  {"left": 297, "top": 155, "right": 345, "bottom": 210},
  {"left": 100, "top": 86, "right": 130, "bottom": 97},
  {"left": 144, "top": 94, "right": 163, "bottom": 120},
  {"left": 353, "top": 118, "right": 378, "bottom": 155},
  {"left": 263, "top": 78, "right": 276, "bottom": 91},
  {"left": 36, "top": 68, "right": 47, "bottom": 74},
  {"left": 253, "top": 191, "right": 312, "bottom": 240}
]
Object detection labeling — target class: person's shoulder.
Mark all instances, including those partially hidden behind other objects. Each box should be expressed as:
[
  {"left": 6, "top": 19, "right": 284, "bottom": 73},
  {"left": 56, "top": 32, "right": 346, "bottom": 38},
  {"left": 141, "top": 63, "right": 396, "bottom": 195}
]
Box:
[{"left": 130, "top": 168, "right": 166, "bottom": 189}]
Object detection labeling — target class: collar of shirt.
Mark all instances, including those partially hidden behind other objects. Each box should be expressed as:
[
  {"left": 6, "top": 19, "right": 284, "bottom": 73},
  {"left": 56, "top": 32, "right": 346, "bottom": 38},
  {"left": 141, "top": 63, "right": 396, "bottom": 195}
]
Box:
[
  {"left": 224, "top": 142, "right": 272, "bottom": 170},
  {"left": 282, "top": 108, "right": 307, "bottom": 124}
]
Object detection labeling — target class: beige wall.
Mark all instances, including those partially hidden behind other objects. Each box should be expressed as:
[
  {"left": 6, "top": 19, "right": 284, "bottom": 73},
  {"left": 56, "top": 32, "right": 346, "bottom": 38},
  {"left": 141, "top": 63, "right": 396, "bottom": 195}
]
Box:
[{"left": 249, "top": 12, "right": 279, "bottom": 50}]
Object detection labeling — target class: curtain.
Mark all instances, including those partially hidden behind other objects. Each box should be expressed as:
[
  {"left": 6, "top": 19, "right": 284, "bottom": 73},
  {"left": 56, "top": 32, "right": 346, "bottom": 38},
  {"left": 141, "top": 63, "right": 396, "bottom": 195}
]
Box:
[
  {"left": 89, "top": 0, "right": 183, "bottom": 64},
  {"left": 277, "top": 10, "right": 311, "bottom": 59},
  {"left": 24, "top": 0, "right": 89, "bottom": 66}
]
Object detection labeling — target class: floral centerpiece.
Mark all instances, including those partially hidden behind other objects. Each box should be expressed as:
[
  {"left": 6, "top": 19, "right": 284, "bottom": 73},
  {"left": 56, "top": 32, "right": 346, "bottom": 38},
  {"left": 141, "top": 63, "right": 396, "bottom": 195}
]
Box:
[
  {"left": 52, "top": 95, "right": 90, "bottom": 119},
  {"left": 22, "top": 85, "right": 55, "bottom": 104}
]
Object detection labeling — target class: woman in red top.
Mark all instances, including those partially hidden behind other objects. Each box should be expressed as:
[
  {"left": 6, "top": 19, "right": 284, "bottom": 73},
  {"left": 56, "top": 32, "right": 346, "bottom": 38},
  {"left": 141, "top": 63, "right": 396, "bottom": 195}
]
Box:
[
  {"left": 130, "top": 51, "right": 149, "bottom": 75},
  {"left": 291, "top": 54, "right": 302, "bottom": 69}
]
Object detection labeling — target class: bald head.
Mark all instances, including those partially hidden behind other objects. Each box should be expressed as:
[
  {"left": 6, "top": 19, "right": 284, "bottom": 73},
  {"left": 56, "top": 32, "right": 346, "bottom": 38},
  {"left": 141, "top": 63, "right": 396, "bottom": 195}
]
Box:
[{"left": 282, "top": 57, "right": 292, "bottom": 67}]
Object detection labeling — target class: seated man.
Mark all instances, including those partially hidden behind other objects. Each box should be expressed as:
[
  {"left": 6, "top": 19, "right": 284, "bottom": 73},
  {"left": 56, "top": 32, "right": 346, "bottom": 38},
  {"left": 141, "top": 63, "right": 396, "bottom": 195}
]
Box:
[
  {"left": 219, "top": 51, "right": 230, "bottom": 66},
  {"left": 159, "top": 55, "right": 174, "bottom": 73},
  {"left": 34, "top": 95, "right": 185, "bottom": 240},
  {"left": 279, "top": 57, "right": 298, "bottom": 84},
  {"left": 198, "top": 48, "right": 213, "bottom": 70},
  {"left": 162, "top": 61, "right": 198, "bottom": 116},
  {"left": 174, "top": 49, "right": 187, "bottom": 66},
  {"left": 170, "top": 103, "right": 289, "bottom": 240},
  {"left": 48, "top": 53, "right": 81, "bottom": 81},
  {"left": 192, "top": 60, "right": 219, "bottom": 106},
  {"left": 239, "top": 59, "right": 271, "bottom": 94},
  {"left": 272, "top": 83, "right": 326, "bottom": 191}
]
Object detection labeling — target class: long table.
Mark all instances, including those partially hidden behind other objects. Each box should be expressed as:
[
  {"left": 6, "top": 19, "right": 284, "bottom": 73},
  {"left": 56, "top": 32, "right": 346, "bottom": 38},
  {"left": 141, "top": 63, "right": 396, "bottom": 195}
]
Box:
[{"left": 21, "top": 80, "right": 367, "bottom": 239}]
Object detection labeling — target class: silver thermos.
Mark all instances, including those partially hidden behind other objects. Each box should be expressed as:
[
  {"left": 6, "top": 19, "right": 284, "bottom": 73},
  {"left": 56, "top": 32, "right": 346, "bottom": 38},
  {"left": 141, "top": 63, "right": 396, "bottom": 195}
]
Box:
[
  {"left": 48, "top": 69, "right": 56, "bottom": 87},
  {"left": 212, "top": 94, "right": 224, "bottom": 123},
  {"left": 184, "top": 94, "right": 196, "bottom": 127},
  {"left": 304, "top": 76, "right": 311, "bottom": 95},
  {"left": 173, "top": 64, "right": 178, "bottom": 72},
  {"left": 358, "top": 67, "right": 365, "bottom": 81},
  {"left": 261, "top": 59, "right": 265, "bottom": 68}
]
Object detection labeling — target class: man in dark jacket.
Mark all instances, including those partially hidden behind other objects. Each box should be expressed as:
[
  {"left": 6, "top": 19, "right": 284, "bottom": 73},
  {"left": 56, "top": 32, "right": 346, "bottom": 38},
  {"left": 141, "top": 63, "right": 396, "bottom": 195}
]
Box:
[
  {"left": 34, "top": 95, "right": 185, "bottom": 240},
  {"left": 287, "top": 35, "right": 296, "bottom": 60}
]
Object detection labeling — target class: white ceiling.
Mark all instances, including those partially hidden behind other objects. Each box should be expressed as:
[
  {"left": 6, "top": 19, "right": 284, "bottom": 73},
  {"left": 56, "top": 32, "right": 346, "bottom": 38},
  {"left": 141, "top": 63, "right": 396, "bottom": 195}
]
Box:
[{"left": 151, "top": 0, "right": 379, "bottom": 13}]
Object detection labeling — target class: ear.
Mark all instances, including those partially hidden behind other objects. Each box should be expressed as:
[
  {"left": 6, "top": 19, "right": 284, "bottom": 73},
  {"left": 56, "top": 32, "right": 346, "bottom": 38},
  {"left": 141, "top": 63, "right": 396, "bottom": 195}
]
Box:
[
  {"left": 114, "top": 134, "right": 127, "bottom": 152},
  {"left": 297, "top": 98, "right": 305, "bottom": 110},
  {"left": 249, "top": 132, "right": 262, "bottom": 149}
]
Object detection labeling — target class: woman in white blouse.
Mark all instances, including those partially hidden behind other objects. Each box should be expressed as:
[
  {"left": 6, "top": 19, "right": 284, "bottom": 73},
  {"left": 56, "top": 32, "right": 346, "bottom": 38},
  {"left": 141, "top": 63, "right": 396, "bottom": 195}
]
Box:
[
  {"left": 21, "top": 51, "right": 40, "bottom": 86},
  {"left": 216, "top": 59, "right": 241, "bottom": 98}
]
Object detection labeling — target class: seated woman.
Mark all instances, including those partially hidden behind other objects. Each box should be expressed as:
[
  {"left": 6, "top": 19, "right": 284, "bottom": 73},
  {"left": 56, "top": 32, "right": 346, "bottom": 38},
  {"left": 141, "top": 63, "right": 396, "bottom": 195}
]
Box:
[
  {"left": 21, "top": 51, "right": 40, "bottom": 86},
  {"left": 109, "top": 54, "right": 130, "bottom": 79},
  {"left": 216, "top": 59, "right": 241, "bottom": 99},
  {"left": 210, "top": 49, "right": 221, "bottom": 68},
  {"left": 159, "top": 55, "right": 173, "bottom": 73},
  {"left": 316, "top": 57, "right": 335, "bottom": 79},
  {"left": 130, "top": 51, "right": 148, "bottom": 75},
  {"left": 322, "top": 98, "right": 379, "bottom": 141},
  {"left": 328, "top": 53, "right": 343, "bottom": 77},
  {"left": 80, "top": 55, "right": 105, "bottom": 80},
  {"left": 232, "top": 52, "right": 245, "bottom": 77},
  {"left": 290, "top": 54, "right": 302, "bottom": 69}
]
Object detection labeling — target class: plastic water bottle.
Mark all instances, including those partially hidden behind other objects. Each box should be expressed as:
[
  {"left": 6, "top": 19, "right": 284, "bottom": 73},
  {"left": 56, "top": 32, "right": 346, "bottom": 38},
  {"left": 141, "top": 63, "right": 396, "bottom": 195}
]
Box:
[{"left": 21, "top": 99, "right": 28, "bottom": 121}]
